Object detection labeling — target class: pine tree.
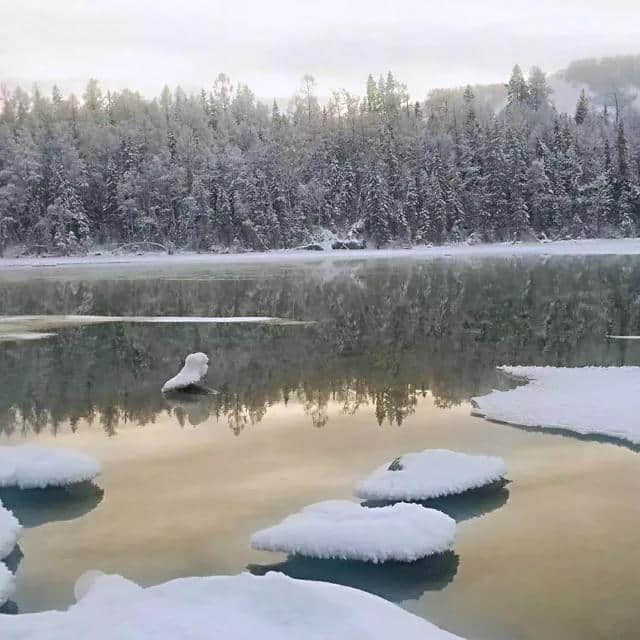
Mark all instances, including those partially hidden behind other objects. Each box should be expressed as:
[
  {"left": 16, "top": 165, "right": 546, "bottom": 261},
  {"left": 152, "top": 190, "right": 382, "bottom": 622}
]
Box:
[
  {"left": 363, "top": 165, "right": 391, "bottom": 248},
  {"left": 506, "top": 65, "right": 529, "bottom": 110},
  {"left": 574, "top": 90, "right": 589, "bottom": 125},
  {"left": 1, "top": 66, "right": 639, "bottom": 254},
  {"left": 527, "top": 66, "right": 552, "bottom": 111}
]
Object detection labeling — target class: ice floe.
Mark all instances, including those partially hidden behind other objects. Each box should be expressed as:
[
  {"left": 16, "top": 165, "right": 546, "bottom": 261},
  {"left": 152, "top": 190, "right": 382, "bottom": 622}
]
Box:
[
  {"left": 355, "top": 449, "right": 506, "bottom": 502},
  {"left": 472, "top": 366, "right": 640, "bottom": 445},
  {"left": 0, "top": 445, "right": 101, "bottom": 489},
  {"left": 0, "top": 570, "right": 465, "bottom": 639},
  {"left": 251, "top": 500, "right": 456, "bottom": 563},
  {"left": 162, "top": 352, "right": 209, "bottom": 392}
]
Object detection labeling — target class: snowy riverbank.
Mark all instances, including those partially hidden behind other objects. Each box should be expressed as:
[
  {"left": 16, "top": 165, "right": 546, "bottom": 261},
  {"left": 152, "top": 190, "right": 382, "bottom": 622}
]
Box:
[
  {"left": 1, "top": 571, "right": 466, "bottom": 639},
  {"left": 4, "top": 238, "right": 640, "bottom": 271}
]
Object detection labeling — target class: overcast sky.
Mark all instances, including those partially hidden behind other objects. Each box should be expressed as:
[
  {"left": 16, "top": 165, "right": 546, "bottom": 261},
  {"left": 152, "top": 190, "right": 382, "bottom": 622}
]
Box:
[{"left": 1, "top": 0, "right": 638, "bottom": 101}]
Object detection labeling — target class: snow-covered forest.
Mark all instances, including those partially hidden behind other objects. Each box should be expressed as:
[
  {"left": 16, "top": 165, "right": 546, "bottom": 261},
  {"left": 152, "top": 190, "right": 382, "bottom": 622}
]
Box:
[{"left": 0, "top": 64, "right": 639, "bottom": 255}]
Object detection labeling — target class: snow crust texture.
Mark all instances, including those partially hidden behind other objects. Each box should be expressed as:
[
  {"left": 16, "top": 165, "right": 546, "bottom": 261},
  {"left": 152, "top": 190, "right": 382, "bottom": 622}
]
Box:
[
  {"left": 251, "top": 500, "right": 456, "bottom": 563},
  {"left": 472, "top": 366, "right": 640, "bottom": 445},
  {"left": 0, "top": 571, "right": 465, "bottom": 639},
  {"left": 0, "top": 445, "right": 101, "bottom": 489},
  {"left": 162, "top": 352, "right": 209, "bottom": 392},
  {"left": 355, "top": 449, "right": 507, "bottom": 502}
]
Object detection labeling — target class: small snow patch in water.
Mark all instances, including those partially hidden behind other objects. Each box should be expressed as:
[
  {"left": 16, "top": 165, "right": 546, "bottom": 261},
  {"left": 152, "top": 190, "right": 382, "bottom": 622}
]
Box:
[
  {"left": 354, "top": 449, "right": 506, "bottom": 502},
  {"left": 251, "top": 500, "right": 456, "bottom": 562},
  {"left": 162, "top": 352, "right": 209, "bottom": 392},
  {"left": 472, "top": 366, "right": 640, "bottom": 445},
  {"left": 0, "top": 445, "right": 100, "bottom": 489}
]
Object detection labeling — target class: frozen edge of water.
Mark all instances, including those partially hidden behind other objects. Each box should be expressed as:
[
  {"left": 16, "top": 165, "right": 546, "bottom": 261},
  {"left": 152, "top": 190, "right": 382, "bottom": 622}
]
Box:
[
  {"left": 472, "top": 366, "right": 640, "bottom": 448},
  {"left": 4, "top": 239, "right": 640, "bottom": 271},
  {"left": 1, "top": 571, "right": 465, "bottom": 639}
]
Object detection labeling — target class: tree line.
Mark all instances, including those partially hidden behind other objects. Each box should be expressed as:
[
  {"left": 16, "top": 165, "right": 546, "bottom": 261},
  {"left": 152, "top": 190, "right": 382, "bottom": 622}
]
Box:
[{"left": 0, "top": 65, "right": 639, "bottom": 255}]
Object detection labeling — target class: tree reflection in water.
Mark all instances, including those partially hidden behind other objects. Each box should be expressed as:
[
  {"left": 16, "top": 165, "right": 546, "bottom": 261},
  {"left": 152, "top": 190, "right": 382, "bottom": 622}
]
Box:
[{"left": 2, "top": 255, "right": 640, "bottom": 437}]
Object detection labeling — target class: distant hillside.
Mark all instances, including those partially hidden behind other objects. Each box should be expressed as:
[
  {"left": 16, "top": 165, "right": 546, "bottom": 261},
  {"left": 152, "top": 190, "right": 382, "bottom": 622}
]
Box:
[
  {"left": 564, "top": 55, "right": 640, "bottom": 92},
  {"left": 428, "top": 53, "right": 640, "bottom": 118}
]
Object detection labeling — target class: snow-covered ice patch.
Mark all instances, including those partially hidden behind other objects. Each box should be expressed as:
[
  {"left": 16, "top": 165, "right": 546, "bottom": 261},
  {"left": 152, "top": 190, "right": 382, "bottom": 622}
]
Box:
[
  {"left": 0, "top": 315, "right": 311, "bottom": 338},
  {"left": 162, "top": 352, "right": 209, "bottom": 392},
  {"left": 355, "top": 449, "right": 507, "bottom": 502},
  {"left": 0, "top": 445, "right": 100, "bottom": 489},
  {"left": 0, "top": 500, "right": 21, "bottom": 560},
  {"left": 251, "top": 500, "right": 456, "bottom": 563},
  {"left": 0, "top": 332, "right": 56, "bottom": 342},
  {"left": 0, "top": 561, "right": 15, "bottom": 607},
  {"left": 472, "top": 366, "right": 640, "bottom": 445},
  {"left": 0, "top": 570, "right": 464, "bottom": 639}
]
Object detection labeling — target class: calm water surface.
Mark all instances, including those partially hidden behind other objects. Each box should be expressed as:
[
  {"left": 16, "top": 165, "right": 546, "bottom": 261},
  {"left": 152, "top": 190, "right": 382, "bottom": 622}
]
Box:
[{"left": 2, "top": 254, "right": 640, "bottom": 640}]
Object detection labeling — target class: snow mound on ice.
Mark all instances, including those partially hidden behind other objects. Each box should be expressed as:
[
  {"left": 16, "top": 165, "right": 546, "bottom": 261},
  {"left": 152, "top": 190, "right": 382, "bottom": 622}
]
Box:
[
  {"left": 0, "top": 500, "right": 22, "bottom": 560},
  {"left": 0, "top": 571, "right": 465, "bottom": 639},
  {"left": 0, "top": 561, "right": 15, "bottom": 607},
  {"left": 0, "top": 445, "right": 100, "bottom": 489},
  {"left": 251, "top": 500, "right": 456, "bottom": 563},
  {"left": 472, "top": 366, "right": 640, "bottom": 445},
  {"left": 162, "top": 352, "right": 209, "bottom": 392},
  {"left": 354, "top": 449, "right": 506, "bottom": 501}
]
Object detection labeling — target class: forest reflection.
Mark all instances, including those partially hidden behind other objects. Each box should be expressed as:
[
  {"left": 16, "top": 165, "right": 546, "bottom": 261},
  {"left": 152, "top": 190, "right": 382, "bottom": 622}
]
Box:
[{"left": 2, "top": 255, "right": 640, "bottom": 437}]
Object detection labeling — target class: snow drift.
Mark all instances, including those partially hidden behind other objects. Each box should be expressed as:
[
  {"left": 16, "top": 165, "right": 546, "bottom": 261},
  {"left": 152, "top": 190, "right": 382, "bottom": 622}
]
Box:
[
  {"left": 355, "top": 449, "right": 507, "bottom": 502},
  {"left": 0, "top": 570, "right": 465, "bottom": 639},
  {"left": 0, "top": 445, "right": 101, "bottom": 489},
  {"left": 162, "top": 352, "right": 209, "bottom": 392},
  {"left": 472, "top": 366, "right": 640, "bottom": 445},
  {"left": 251, "top": 500, "right": 456, "bottom": 563}
]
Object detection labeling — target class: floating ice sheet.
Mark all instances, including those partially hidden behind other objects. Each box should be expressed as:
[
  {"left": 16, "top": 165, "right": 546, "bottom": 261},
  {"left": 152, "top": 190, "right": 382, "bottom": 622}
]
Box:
[
  {"left": 0, "top": 445, "right": 101, "bottom": 489},
  {"left": 355, "top": 449, "right": 506, "bottom": 502},
  {"left": 472, "top": 366, "right": 640, "bottom": 445},
  {"left": 251, "top": 500, "right": 456, "bottom": 563}
]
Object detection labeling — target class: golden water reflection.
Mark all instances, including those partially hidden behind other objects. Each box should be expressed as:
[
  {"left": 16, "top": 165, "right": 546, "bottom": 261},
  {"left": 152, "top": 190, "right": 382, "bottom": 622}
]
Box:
[{"left": 4, "top": 394, "right": 640, "bottom": 640}]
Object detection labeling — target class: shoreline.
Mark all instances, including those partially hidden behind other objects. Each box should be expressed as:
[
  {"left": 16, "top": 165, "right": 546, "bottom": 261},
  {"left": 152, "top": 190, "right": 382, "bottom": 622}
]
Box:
[{"left": 3, "top": 238, "right": 640, "bottom": 271}]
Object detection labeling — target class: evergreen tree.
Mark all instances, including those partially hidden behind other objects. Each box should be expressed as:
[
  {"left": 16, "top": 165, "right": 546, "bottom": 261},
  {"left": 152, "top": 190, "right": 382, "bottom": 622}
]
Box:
[
  {"left": 363, "top": 165, "right": 391, "bottom": 248},
  {"left": 506, "top": 65, "right": 529, "bottom": 109},
  {"left": 0, "top": 65, "right": 639, "bottom": 254},
  {"left": 527, "top": 66, "right": 552, "bottom": 111},
  {"left": 574, "top": 90, "right": 589, "bottom": 125}
]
